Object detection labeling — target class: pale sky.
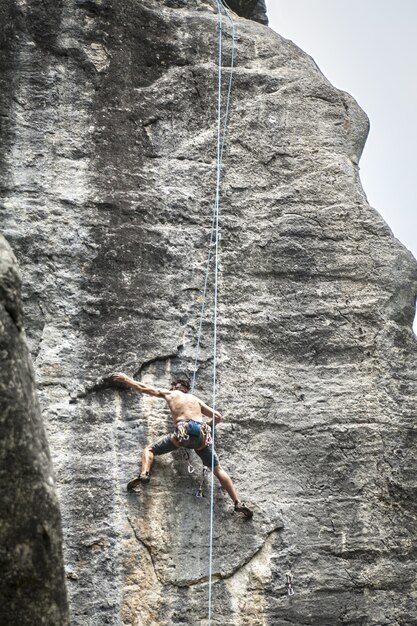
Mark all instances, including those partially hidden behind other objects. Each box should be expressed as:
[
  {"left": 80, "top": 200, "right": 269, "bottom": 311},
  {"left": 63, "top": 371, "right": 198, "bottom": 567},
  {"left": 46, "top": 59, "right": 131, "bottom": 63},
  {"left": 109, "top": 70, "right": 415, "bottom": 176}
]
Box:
[{"left": 266, "top": 1, "right": 417, "bottom": 266}]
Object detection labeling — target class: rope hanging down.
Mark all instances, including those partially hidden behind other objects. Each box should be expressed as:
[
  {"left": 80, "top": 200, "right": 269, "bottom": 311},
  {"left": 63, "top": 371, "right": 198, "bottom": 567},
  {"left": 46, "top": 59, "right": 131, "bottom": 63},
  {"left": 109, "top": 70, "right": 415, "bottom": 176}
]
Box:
[
  {"left": 191, "top": 3, "right": 235, "bottom": 393},
  {"left": 189, "top": 2, "right": 236, "bottom": 625}
]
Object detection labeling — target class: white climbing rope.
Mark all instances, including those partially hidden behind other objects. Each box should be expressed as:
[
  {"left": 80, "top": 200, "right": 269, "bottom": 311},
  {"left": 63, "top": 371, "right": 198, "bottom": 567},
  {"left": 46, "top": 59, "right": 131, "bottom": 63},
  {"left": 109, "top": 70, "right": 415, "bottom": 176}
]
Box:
[
  {"left": 188, "top": 1, "right": 236, "bottom": 624},
  {"left": 191, "top": 2, "right": 236, "bottom": 393},
  {"left": 207, "top": 3, "right": 223, "bottom": 618}
]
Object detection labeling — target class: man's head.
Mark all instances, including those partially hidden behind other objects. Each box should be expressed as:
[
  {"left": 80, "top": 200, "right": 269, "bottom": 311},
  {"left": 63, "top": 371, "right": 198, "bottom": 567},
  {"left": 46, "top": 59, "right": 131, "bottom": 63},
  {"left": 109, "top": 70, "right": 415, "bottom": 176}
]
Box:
[{"left": 170, "top": 378, "right": 191, "bottom": 393}]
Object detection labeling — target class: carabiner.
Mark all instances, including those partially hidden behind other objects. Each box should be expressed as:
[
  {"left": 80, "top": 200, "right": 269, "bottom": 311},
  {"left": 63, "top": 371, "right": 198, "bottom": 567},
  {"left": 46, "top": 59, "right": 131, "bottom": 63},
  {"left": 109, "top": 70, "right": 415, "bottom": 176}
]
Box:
[{"left": 286, "top": 572, "right": 294, "bottom": 596}]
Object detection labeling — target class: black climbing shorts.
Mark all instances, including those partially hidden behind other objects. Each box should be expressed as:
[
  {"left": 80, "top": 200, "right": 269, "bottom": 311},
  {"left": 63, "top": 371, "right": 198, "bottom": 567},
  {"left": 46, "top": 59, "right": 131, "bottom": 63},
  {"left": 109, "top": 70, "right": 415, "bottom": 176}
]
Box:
[{"left": 150, "top": 433, "right": 219, "bottom": 469}]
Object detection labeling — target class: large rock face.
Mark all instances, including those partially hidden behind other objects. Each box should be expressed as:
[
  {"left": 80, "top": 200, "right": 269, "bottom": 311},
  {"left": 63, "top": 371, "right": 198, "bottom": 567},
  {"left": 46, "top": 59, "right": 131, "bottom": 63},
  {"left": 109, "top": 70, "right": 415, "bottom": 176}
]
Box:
[
  {"left": 0, "top": 236, "right": 69, "bottom": 625},
  {"left": 1, "top": 0, "right": 417, "bottom": 624}
]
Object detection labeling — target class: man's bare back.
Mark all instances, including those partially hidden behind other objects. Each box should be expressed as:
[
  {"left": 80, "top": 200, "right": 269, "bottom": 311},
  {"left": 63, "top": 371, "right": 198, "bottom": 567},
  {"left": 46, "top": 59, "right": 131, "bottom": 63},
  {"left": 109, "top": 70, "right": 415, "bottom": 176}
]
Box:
[
  {"left": 111, "top": 374, "right": 222, "bottom": 426},
  {"left": 164, "top": 390, "right": 205, "bottom": 424}
]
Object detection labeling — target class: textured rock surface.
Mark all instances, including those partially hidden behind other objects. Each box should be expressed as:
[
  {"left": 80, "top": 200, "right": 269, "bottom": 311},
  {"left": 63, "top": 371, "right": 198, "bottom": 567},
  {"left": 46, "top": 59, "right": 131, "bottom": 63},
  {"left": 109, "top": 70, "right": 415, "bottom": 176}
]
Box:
[
  {"left": 227, "top": 0, "right": 268, "bottom": 25},
  {"left": 1, "top": 0, "right": 417, "bottom": 625},
  {"left": 0, "top": 236, "right": 69, "bottom": 625}
]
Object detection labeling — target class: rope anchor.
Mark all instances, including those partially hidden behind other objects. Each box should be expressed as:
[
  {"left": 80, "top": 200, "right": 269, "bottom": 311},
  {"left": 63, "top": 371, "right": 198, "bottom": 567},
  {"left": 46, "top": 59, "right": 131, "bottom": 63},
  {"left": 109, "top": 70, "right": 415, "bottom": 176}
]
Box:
[{"left": 286, "top": 572, "right": 294, "bottom": 596}]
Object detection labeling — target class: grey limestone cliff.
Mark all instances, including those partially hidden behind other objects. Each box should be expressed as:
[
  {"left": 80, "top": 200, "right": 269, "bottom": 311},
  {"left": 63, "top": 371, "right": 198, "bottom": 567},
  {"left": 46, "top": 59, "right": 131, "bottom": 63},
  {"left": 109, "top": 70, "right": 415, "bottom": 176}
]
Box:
[{"left": 1, "top": 0, "right": 417, "bottom": 625}]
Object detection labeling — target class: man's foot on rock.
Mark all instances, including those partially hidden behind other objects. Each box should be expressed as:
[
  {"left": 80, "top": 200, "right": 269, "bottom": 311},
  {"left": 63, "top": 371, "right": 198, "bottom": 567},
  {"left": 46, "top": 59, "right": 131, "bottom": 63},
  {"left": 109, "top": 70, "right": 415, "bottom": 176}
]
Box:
[
  {"left": 234, "top": 501, "right": 253, "bottom": 519},
  {"left": 127, "top": 473, "right": 150, "bottom": 491}
]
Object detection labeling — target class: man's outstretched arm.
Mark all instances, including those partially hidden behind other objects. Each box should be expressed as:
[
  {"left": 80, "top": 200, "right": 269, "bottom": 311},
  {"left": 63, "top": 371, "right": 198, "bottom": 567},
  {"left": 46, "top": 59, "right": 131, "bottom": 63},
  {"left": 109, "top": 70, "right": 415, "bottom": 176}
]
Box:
[
  {"left": 198, "top": 399, "right": 223, "bottom": 425},
  {"left": 111, "top": 372, "right": 169, "bottom": 398}
]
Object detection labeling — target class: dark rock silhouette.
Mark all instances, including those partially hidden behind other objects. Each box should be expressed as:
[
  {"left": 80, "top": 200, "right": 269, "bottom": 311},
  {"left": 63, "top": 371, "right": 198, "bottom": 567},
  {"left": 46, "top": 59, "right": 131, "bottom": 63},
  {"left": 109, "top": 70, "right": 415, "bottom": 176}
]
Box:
[
  {"left": 0, "top": 236, "right": 69, "bottom": 626},
  {"left": 227, "top": 0, "right": 268, "bottom": 25}
]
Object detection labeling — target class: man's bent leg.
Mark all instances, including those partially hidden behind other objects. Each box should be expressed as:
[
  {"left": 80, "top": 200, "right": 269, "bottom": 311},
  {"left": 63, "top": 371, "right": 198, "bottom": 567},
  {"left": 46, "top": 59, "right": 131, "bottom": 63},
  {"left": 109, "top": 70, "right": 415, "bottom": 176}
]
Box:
[
  {"left": 141, "top": 444, "right": 155, "bottom": 476},
  {"left": 142, "top": 435, "right": 179, "bottom": 476},
  {"left": 127, "top": 434, "right": 178, "bottom": 491},
  {"left": 142, "top": 434, "right": 178, "bottom": 472}
]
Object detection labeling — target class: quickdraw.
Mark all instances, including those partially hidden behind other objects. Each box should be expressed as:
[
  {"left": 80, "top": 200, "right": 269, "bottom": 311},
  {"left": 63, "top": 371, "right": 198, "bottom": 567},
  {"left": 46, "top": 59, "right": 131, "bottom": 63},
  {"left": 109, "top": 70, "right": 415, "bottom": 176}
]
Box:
[
  {"left": 176, "top": 422, "right": 190, "bottom": 444},
  {"left": 196, "top": 466, "right": 208, "bottom": 498},
  {"left": 286, "top": 572, "right": 294, "bottom": 596},
  {"left": 182, "top": 448, "right": 195, "bottom": 474},
  {"left": 201, "top": 423, "right": 213, "bottom": 447}
]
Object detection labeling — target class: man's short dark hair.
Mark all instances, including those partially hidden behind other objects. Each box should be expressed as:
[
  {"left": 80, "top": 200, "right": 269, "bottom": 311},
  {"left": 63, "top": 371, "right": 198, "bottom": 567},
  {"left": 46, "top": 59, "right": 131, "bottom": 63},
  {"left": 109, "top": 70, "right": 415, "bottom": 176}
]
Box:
[{"left": 172, "top": 378, "right": 191, "bottom": 391}]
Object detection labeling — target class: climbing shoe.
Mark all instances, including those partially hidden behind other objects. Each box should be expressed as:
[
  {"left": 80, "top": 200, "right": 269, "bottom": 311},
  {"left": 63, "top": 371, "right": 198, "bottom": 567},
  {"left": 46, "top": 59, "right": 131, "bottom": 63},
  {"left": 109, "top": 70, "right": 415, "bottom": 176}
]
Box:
[
  {"left": 234, "top": 501, "right": 253, "bottom": 519},
  {"left": 127, "top": 473, "right": 150, "bottom": 491}
]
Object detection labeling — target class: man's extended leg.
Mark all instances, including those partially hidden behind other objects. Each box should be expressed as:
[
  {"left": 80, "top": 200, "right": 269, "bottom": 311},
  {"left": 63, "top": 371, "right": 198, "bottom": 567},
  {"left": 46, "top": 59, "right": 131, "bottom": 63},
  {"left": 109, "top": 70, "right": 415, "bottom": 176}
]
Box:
[
  {"left": 196, "top": 447, "right": 253, "bottom": 516},
  {"left": 213, "top": 465, "right": 238, "bottom": 502},
  {"left": 213, "top": 465, "right": 253, "bottom": 518}
]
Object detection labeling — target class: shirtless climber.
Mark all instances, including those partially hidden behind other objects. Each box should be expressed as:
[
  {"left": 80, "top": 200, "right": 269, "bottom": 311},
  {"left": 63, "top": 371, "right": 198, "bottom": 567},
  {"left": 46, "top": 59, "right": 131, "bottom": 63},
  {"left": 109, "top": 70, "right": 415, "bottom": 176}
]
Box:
[{"left": 111, "top": 373, "right": 253, "bottom": 518}]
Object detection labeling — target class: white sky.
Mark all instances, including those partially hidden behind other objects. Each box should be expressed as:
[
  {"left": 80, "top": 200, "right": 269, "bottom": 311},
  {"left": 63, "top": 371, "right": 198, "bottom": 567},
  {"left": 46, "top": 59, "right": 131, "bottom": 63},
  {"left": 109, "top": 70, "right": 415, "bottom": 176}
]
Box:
[{"left": 266, "top": 0, "right": 417, "bottom": 264}]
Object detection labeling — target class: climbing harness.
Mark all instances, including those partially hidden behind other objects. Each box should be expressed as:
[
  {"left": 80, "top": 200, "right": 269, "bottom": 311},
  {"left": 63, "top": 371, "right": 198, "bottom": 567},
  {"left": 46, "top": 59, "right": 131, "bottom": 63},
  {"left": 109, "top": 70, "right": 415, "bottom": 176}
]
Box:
[
  {"left": 286, "top": 572, "right": 295, "bottom": 596},
  {"left": 187, "top": 2, "right": 236, "bottom": 625},
  {"left": 175, "top": 420, "right": 213, "bottom": 447},
  {"left": 177, "top": 421, "right": 213, "bottom": 474},
  {"left": 175, "top": 421, "right": 213, "bottom": 474}
]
